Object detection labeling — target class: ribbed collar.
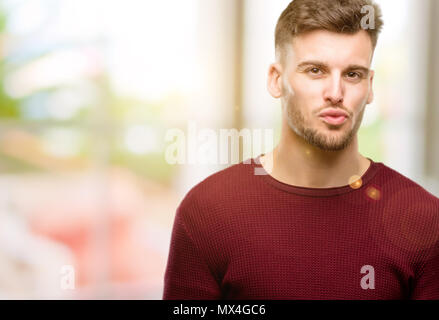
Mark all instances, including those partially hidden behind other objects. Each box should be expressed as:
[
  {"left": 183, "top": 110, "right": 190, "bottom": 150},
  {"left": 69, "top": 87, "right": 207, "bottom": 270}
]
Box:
[{"left": 250, "top": 154, "right": 383, "bottom": 197}]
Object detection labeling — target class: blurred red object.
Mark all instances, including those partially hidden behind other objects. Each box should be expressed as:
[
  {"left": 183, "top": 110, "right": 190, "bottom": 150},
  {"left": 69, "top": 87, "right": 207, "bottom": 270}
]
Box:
[{"left": 22, "top": 167, "right": 174, "bottom": 297}]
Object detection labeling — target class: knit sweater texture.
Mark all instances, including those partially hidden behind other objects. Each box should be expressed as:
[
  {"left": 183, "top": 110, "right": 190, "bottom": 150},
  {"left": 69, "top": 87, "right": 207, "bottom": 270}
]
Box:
[{"left": 163, "top": 156, "right": 439, "bottom": 299}]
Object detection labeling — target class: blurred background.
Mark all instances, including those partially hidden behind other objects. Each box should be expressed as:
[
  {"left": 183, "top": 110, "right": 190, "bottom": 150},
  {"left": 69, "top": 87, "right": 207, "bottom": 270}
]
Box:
[{"left": 0, "top": 0, "right": 438, "bottom": 299}]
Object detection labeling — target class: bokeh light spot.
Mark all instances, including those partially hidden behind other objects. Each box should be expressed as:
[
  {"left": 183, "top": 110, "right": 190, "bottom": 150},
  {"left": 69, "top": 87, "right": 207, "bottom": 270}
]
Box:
[
  {"left": 349, "top": 175, "right": 363, "bottom": 189},
  {"left": 366, "top": 186, "right": 381, "bottom": 200}
]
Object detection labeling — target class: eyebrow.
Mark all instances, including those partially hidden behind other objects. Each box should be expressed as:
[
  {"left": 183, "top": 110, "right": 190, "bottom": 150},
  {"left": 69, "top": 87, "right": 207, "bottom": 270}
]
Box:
[{"left": 296, "top": 61, "right": 370, "bottom": 74}]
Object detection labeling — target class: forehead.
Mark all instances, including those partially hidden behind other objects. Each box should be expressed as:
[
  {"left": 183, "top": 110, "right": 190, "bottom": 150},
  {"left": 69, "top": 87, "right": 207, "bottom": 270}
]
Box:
[{"left": 288, "top": 30, "right": 374, "bottom": 68}]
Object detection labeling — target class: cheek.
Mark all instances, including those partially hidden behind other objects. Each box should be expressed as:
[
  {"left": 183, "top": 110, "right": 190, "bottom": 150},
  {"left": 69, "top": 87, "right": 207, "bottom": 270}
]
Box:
[
  {"left": 345, "top": 85, "right": 370, "bottom": 112},
  {"left": 289, "top": 81, "right": 322, "bottom": 115},
  {"left": 291, "top": 78, "right": 322, "bottom": 96}
]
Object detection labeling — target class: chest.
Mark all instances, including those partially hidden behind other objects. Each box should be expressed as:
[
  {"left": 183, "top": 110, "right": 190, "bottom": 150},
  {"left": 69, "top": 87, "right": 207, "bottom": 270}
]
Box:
[{"left": 219, "top": 210, "right": 413, "bottom": 299}]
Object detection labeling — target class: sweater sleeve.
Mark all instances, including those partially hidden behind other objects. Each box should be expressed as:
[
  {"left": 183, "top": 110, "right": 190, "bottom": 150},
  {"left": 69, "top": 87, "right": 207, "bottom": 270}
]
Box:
[
  {"left": 410, "top": 242, "right": 439, "bottom": 300},
  {"left": 163, "top": 199, "right": 222, "bottom": 300}
]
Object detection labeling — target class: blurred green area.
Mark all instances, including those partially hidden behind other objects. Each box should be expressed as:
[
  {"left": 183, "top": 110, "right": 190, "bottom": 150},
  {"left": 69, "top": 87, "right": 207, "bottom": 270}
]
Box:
[
  {"left": 0, "top": 4, "right": 176, "bottom": 185},
  {"left": 0, "top": 7, "right": 20, "bottom": 119},
  {"left": 358, "top": 118, "right": 384, "bottom": 163}
]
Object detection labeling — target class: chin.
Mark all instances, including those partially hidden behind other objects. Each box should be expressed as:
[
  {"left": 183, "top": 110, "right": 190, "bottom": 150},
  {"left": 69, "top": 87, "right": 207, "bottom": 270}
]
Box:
[{"left": 307, "top": 129, "right": 354, "bottom": 151}]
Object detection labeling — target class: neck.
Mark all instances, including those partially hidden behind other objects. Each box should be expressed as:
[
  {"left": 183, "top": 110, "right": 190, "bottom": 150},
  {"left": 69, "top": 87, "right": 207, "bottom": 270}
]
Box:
[{"left": 261, "top": 122, "right": 371, "bottom": 188}]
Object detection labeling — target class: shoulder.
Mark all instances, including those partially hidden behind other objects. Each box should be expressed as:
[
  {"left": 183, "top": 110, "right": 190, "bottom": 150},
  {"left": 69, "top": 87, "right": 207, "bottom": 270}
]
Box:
[
  {"left": 176, "top": 160, "right": 257, "bottom": 220},
  {"left": 376, "top": 163, "right": 439, "bottom": 252},
  {"left": 377, "top": 163, "right": 439, "bottom": 204},
  {"left": 184, "top": 159, "right": 259, "bottom": 202},
  {"left": 188, "top": 161, "right": 251, "bottom": 198},
  {"left": 172, "top": 160, "right": 260, "bottom": 246}
]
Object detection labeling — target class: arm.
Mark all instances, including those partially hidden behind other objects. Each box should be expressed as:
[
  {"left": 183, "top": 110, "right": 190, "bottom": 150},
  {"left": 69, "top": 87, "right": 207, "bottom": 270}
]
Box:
[
  {"left": 163, "top": 202, "right": 222, "bottom": 300},
  {"left": 411, "top": 242, "right": 439, "bottom": 300}
]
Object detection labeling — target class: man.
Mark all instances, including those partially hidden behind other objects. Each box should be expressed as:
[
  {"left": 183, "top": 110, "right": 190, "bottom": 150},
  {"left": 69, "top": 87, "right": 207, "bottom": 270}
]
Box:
[{"left": 163, "top": 0, "right": 439, "bottom": 299}]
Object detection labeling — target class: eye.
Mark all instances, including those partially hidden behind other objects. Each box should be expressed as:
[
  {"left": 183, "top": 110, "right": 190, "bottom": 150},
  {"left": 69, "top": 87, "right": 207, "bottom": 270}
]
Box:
[
  {"left": 346, "top": 71, "right": 361, "bottom": 79},
  {"left": 307, "top": 67, "right": 323, "bottom": 75}
]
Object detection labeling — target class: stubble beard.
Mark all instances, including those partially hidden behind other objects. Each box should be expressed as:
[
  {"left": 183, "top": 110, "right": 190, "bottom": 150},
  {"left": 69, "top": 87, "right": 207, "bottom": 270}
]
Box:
[{"left": 282, "top": 88, "right": 366, "bottom": 152}]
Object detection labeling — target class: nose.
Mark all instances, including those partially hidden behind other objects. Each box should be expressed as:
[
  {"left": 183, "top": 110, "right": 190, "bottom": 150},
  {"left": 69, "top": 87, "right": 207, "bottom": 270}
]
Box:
[{"left": 323, "top": 74, "right": 344, "bottom": 105}]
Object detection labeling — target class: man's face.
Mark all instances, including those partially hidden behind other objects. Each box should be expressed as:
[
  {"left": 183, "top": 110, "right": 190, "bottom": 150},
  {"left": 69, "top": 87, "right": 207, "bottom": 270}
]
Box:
[{"left": 279, "top": 30, "right": 375, "bottom": 151}]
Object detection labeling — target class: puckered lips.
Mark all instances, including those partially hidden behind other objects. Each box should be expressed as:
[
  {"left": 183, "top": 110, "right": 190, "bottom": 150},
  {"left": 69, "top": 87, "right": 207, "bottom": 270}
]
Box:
[{"left": 318, "top": 108, "right": 349, "bottom": 126}]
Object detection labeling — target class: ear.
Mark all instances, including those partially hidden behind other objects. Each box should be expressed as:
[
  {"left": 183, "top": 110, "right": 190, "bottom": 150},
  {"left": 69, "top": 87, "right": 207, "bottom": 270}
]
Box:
[
  {"left": 367, "top": 70, "right": 374, "bottom": 104},
  {"left": 267, "top": 63, "right": 283, "bottom": 99}
]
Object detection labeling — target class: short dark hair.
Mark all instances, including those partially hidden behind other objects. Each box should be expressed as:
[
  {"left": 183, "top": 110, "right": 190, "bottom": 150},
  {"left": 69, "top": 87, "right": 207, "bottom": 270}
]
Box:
[{"left": 275, "top": 0, "right": 384, "bottom": 61}]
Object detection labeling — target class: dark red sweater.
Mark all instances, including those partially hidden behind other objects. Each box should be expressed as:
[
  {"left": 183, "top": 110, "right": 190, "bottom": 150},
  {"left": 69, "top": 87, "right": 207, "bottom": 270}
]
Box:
[{"left": 163, "top": 156, "right": 439, "bottom": 299}]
